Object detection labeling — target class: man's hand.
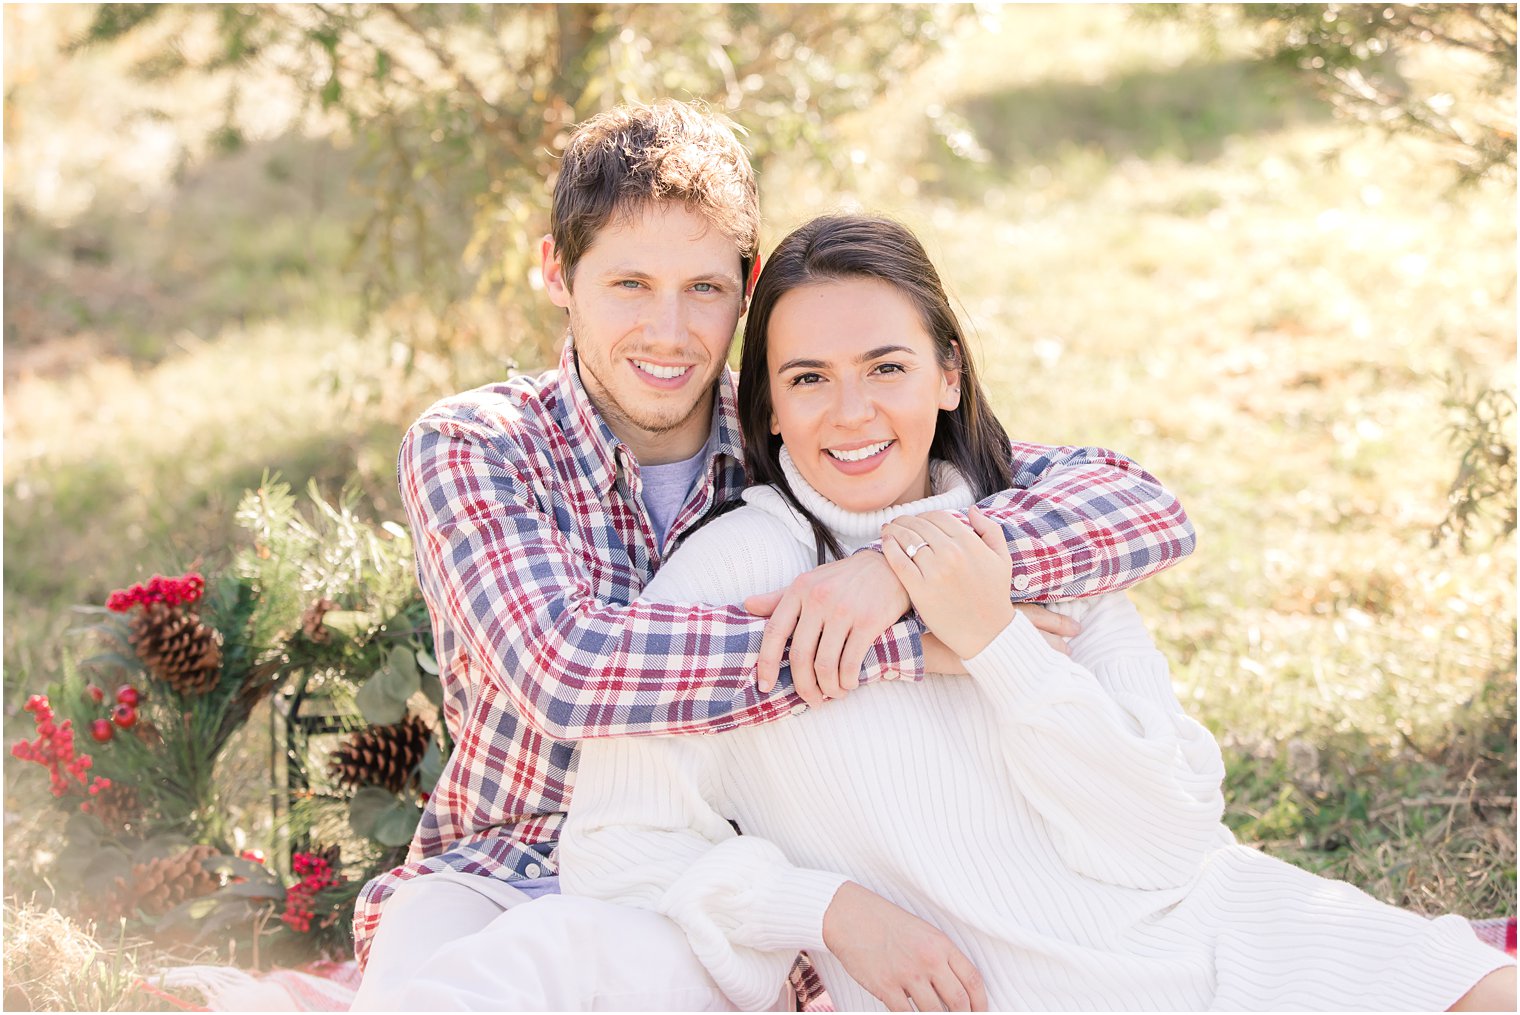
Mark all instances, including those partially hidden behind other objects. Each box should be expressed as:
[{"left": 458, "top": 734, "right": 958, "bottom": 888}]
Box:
[
  {"left": 822, "top": 881, "right": 987, "bottom": 1012},
  {"left": 744, "top": 552, "right": 909, "bottom": 706},
  {"left": 1016, "top": 604, "right": 1079, "bottom": 656}
]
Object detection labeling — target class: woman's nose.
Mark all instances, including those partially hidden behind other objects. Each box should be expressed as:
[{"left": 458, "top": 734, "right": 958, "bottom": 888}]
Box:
[{"left": 832, "top": 381, "right": 876, "bottom": 428}]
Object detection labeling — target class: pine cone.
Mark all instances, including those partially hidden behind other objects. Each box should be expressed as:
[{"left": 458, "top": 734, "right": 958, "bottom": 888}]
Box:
[
  {"left": 115, "top": 844, "right": 221, "bottom": 918},
  {"left": 87, "top": 783, "right": 143, "bottom": 834},
  {"left": 329, "top": 714, "right": 432, "bottom": 794},
  {"left": 130, "top": 603, "right": 223, "bottom": 697},
  {"left": 300, "top": 598, "right": 339, "bottom": 644}
]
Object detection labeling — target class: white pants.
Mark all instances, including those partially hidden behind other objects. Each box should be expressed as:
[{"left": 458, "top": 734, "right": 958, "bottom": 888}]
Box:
[{"left": 350, "top": 871, "right": 783, "bottom": 1011}]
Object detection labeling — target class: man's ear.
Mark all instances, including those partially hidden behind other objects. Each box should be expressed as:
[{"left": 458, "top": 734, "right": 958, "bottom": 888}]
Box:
[
  {"left": 746, "top": 255, "right": 763, "bottom": 299},
  {"left": 541, "top": 234, "right": 572, "bottom": 309}
]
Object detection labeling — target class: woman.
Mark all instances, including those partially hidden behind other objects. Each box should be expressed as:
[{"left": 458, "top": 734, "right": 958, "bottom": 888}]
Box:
[{"left": 558, "top": 215, "right": 1514, "bottom": 1012}]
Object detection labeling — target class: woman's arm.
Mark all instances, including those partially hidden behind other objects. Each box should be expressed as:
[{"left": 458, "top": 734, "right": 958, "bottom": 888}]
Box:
[
  {"left": 558, "top": 735, "right": 848, "bottom": 1011},
  {"left": 961, "top": 595, "right": 1226, "bottom": 889},
  {"left": 882, "top": 510, "right": 1225, "bottom": 890}
]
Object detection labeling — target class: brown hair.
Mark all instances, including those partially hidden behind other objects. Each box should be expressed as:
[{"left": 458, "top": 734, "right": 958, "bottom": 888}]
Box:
[
  {"left": 551, "top": 100, "right": 760, "bottom": 289},
  {"left": 737, "top": 215, "right": 1015, "bottom": 563}
]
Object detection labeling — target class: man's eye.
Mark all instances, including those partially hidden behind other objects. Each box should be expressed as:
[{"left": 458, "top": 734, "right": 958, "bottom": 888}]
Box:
[
  {"left": 692, "top": 282, "right": 717, "bottom": 293},
  {"left": 616, "top": 280, "right": 643, "bottom": 289}
]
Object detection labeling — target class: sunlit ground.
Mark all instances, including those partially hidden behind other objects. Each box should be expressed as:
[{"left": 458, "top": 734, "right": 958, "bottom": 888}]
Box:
[{"left": 4, "top": 5, "right": 1514, "bottom": 1007}]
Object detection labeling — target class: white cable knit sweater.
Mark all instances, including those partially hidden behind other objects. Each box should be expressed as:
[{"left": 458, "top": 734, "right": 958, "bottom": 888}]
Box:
[{"left": 559, "top": 451, "right": 1511, "bottom": 1012}]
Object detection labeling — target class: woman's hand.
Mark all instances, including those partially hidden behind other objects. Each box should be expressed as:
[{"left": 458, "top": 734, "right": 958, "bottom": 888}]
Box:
[
  {"left": 822, "top": 881, "right": 987, "bottom": 1012},
  {"left": 882, "top": 508, "right": 1017, "bottom": 661}
]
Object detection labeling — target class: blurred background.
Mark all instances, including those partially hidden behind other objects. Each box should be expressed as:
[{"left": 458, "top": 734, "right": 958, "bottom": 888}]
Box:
[{"left": 4, "top": 3, "right": 1515, "bottom": 1006}]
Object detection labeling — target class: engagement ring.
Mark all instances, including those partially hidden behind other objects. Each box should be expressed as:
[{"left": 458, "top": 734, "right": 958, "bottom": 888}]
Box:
[{"left": 904, "top": 541, "right": 929, "bottom": 560}]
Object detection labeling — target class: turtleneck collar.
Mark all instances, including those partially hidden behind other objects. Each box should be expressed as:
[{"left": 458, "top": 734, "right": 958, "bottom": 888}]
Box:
[{"left": 742, "top": 445, "right": 976, "bottom": 554}]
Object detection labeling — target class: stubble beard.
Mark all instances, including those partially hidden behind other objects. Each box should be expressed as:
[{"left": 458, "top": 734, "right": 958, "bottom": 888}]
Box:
[{"left": 569, "top": 323, "right": 718, "bottom": 441}]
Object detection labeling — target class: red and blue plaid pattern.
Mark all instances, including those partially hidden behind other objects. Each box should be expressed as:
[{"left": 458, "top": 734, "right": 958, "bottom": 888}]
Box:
[{"left": 352, "top": 339, "right": 1196, "bottom": 967}]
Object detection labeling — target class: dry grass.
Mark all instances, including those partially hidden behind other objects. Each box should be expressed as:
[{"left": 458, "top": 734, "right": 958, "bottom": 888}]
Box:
[{"left": 3, "top": 3, "right": 1514, "bottom": 999}]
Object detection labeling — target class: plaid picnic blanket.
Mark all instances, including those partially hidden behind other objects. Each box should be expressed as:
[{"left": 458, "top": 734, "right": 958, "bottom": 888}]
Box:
[{"left": 152, "top": 918, "right": 1516, "bottom": 1012}]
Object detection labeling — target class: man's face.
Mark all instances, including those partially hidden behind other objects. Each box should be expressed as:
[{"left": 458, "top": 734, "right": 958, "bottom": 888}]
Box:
[{"left": 542, "top": 202, "right": 745, "bottom": 465}]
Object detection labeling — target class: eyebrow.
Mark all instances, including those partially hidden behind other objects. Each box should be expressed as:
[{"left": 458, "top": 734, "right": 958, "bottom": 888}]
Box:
[
  {"left": 775, "top": 344, "right": 919, "bottom": 373},
  {"left": 602, "top": 267, "right": 742, "bottom": 287}
]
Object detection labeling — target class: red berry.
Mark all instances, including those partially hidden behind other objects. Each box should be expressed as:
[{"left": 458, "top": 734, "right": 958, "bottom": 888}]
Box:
[
  {"left": 115, "top": 685, "right": 141, "bottom": 707},
  {"left": 111, "top": 704, "right": 138, "bottom": 729},
  {"left": 90, "top": 719, "right": 114, "bottom": 743},
  {"left": 24, "top": 695, "right": 45, "bottom": 712},
  {"left": 85, "top": 685, "right": 105, "bottom": 705}
]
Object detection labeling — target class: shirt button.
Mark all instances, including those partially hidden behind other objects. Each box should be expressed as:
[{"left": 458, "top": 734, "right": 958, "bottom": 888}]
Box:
[
  {"left": 883, "top": 670, "right": 899, "bottom": 682},
  {"left": 789, "top": 704, "right": 808, "bottom": 716},
  {"left": 1012, "top": 573, "right": 1031, "bottom": 592},
  {"left": 525, "top": 863, "right": 542, "bottom": 878}
]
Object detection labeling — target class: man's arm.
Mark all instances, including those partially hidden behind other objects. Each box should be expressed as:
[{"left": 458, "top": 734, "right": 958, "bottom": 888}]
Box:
[
  {"left": 752, "top": 439, "right": 1196, "bottom": 696},
  {"left": 400, "top": 415, "right": 918, "bottom": 741},
  {"left": 975, "top": 440, "right": 1196, "bottom": 601}
]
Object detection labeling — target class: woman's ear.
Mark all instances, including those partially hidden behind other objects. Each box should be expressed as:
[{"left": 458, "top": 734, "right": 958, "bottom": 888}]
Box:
[
  {"left": 939, "top": 341, "right": 963, "bottom": 411},
  {"left": 541, "top": 235, "right": 572, "bottom": 309},
  {"left": 769, "top": 411, "right": 780, "bottom": 436}
]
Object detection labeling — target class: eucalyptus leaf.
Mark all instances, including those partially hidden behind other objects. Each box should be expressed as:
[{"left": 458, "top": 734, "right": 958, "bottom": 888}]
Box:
[
  {"left": 414, "top": 645, "right": 438, "bottom": 674},
  {"left": 356, "top": 648, "right": 421, "bottom": 725},
  {"left": 321, "top": 610, "right": 374, "bottom": 638},
  {"left": 79, "top": 847, "right": 134, "bottom": 896},
  {"left": 207, "top": 855, "right": 278, "bottom": 881},
  {"left": 373, "top": 801, "right": 422, "bottom": 847},
  {"left": 81, "top": 650, "right": 145, "bottom": 673},
  {"left": 64, "top": 811, "right": 102, "bottom": 848},
  {"left": 349, "top": 785, "right": 396, "bottom": 839},
  {"left": 420, "top": 670, "right": 443, "bottom": 707},
  {"left": 184, "top": 897, "right": 222, "bottom": 921},
  {"left": 219, "top": 879, "right": 288, "bottom": 901},
  {"left": 418, "top": 739, "right": 444, "bottom": 790},
  {"left": 132, "top": 834, "right": 194, "bottom": 864}
]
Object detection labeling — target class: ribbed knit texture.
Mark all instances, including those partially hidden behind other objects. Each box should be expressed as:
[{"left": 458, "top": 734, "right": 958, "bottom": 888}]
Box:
[{"left": 560, "top": 455, "right": 1513, "bottom": 1011}]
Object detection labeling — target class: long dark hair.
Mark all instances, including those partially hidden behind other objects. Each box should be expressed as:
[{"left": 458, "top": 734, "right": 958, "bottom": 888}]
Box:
[{"left": 738, "top": 215, "right": 1015, "bottom": 563}]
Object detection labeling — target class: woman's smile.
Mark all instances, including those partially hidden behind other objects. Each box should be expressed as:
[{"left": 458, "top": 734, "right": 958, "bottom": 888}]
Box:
[{"left": 766, "top": 277, "right": 959, "bottom": 512}]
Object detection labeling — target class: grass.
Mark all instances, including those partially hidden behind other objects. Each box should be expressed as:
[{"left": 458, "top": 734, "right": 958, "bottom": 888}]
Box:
[{"left": 4, "top": 3, "right": 1514, "bottom": 1003}]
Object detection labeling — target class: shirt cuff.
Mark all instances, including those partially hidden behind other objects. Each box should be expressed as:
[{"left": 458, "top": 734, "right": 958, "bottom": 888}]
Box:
[{"left": 871, "top": 616, "right": 925, "bottom": 684}]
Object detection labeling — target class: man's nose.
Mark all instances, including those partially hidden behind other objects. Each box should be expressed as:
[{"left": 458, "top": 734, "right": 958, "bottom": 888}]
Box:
[{"left": 644, "top": 294, "right": 688, "bottom": 347}]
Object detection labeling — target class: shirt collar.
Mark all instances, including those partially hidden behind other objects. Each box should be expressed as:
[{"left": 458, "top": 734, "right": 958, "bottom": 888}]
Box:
[{"left": 551, "top": 335, "right": 745, "bottom": 495}]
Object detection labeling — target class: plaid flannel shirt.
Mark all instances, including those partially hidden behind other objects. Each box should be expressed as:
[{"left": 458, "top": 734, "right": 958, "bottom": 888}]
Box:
[{"left": 354, "top": 339, "right": 1197, "bottom": 981}]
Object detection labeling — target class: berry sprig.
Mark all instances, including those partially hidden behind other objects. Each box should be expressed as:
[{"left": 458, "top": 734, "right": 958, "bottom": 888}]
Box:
[
  {"left": 282, "top": 851, "right": 345, "bottom": 933},
  {"left": 10, "top": 695, "right": 112, "bottom": 808},
  {"left": 106, "top": 572, "right": 206, "bottom": 612}
]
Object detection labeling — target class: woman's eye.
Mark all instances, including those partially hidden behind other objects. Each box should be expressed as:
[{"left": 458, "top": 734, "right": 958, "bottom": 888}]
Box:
[
  {"left": 874, "top": 362, "right": 906, "bottom": 375},
  {"left": 789, "top": 372, "right": 824, "bottom": 387}
]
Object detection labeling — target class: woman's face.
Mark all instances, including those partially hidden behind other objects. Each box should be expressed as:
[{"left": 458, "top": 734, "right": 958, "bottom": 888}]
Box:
[{"left": 766, "top": 277, "right": 960, "bottom": 512}]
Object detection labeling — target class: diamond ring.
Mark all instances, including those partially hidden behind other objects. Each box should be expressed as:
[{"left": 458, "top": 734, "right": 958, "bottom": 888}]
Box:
[{"left": 904, "top": 541, "right": 929, "bottom": 560}]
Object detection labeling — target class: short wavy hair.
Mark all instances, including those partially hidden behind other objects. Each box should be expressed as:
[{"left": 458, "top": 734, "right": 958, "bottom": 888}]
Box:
[{"left": 551, "top": 100, "right": 760, "bottom": 289}]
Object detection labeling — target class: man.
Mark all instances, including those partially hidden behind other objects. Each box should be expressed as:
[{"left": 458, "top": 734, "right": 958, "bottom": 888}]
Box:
[{"left": 352, "top": 99, "right": 1196, "bottom": 1010}]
